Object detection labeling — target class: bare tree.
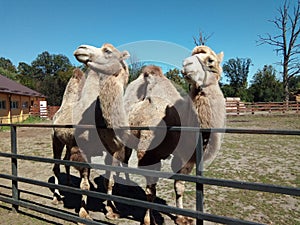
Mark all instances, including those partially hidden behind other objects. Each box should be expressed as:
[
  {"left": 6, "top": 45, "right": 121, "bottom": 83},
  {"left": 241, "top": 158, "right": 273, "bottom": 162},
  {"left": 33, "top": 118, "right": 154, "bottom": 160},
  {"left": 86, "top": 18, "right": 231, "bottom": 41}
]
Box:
[
  {"left": 193, "top": 30, "right": 213, "bottom": 46},
  {"left": 258, "top": 0, "right": 300, "bottom": 102}
]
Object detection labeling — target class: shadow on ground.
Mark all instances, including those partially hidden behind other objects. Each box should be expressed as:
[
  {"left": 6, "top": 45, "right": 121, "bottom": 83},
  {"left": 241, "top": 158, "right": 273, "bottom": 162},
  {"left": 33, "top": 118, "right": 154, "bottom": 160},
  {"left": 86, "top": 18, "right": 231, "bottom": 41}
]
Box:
[{"left": 48, "top": 173, "right": 175, "bottom": 224}]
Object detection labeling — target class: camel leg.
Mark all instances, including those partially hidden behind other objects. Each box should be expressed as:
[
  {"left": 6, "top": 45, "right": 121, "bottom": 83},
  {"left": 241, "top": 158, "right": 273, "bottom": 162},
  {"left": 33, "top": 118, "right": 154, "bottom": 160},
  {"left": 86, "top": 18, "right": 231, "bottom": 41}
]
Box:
[
  {"left": 143, "top": 179, "right": 158, "bottom": 225},
  {"left": 105, "top": 151, "right": 122, "bottom": 220},
  {"left": 52, "top": 133, "right": 65, "bottom": 205},
  {"left": 69, "top": 146, "right": 93, "bottom": 223},
  {"left": 64, "top": 146, "right": 72, "bottom": 185},
  {"left": 122, "top": 146, "right": 132, "bottom": 181},
  {"left": 173, "top": 157, "right": 195, "bottom": 225},
  {"left": 78, "top": 167, "right": 92, "bottom": 222},
  {"left": 139, "top": 157, "right": 161, "bottom": 225}
]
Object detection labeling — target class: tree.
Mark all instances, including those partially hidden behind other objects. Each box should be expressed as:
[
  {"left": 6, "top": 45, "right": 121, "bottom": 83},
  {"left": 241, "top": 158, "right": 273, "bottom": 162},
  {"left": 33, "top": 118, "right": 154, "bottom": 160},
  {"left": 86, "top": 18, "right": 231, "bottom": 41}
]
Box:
[
  {"left": 31, "top": 51, "right": 53, "bottom": 80},
  {"left": 16, "top": 62, "right": 36, "bottom": 89},
  {"left": 128, "top": 54, "right": 144, "bottom": 83},
  {"left": 17, "top": 62, "right": 33, "bottom": 76},
  {"left": 289, "top": 74, "right": 300, "bottom": 92},
  {"left": 222, "top": 57, "right": 252, "bottom": 101},
  {"left": 220, "top": 83, "right": 236, "bottom": 98},
  {"left": 31, "top": 51, "right": 73, "bottom": 80},
  {"left": 249, "top": 65, "right": 283, "bottom": 102},
  {"left": 258, "top": 0, "right": 300, "bottom": 102},
  {"left": 0, "top": 57, "right": 17, "bottom": 73},
  {"left": 193, "top": 30, "right": 213, "bottom": 46},
  {"left": 0, "top": 52, "right": 75, "bottom": 105},
  {"left": 23, "top": 52, "right": 75, "bottom": 105},
  {"left": 165, "top": 68, "right": 188, "bottom": 95},
  {"left": 289, "top": 75, "right": 300, "bottom": 100}
]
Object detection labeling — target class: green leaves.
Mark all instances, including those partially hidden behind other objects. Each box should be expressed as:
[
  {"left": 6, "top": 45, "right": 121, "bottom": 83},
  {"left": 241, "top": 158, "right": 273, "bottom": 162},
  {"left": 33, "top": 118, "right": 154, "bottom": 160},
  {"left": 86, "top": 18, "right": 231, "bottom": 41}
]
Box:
[
  {"left": 222, "top": 57, "right": 252, "bottom": 101},
  {"left": 0, "top": 57, "right": 17, "bottom": 73},
  {"left": 249, "top": 65, "right": 283, "bottom": 102},
  {"left": 0, "top": 52, "right": 76, "bottom": 106}
]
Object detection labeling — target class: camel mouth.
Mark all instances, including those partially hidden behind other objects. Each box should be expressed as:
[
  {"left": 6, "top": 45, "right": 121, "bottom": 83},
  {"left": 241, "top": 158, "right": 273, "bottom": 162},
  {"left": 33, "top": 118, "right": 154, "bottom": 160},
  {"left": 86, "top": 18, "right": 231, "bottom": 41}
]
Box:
[
  {"left": 181, "top": 69, "right": 186, "bottom": 76},
  {"left": 183, "top": 74, "right": 191, "bottom": 79},
  {"left": 74, "top": 52, "right": 91, "bottom": 64},
  {"left": 74, "top": 47, "right": 92, "bottom": 64},
  {"left": 183, "top": 75, "right": 193, "bottom": 83},
  {"left": 181, "top": 70, "right": 193, "bottom": 80},
  {"left": 181, "top": 69, "right": 191, "bottom": 77}
]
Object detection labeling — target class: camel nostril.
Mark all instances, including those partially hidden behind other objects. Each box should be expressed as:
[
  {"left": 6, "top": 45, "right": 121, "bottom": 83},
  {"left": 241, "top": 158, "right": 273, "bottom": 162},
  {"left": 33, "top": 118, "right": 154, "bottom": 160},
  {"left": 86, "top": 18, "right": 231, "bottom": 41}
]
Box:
[
  {"left": 183, "top": 61, "right": 193, "bottom": 67},
  {"left": 78, "top": 45, "right": 90, "bottom": 50}
]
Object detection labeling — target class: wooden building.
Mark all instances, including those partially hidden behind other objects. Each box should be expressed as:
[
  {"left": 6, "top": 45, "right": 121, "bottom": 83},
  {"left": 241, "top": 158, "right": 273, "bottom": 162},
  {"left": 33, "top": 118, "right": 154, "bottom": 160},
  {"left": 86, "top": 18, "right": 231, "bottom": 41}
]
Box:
[{"left": 0, "top": 74, "right": 46, "bottom": 123}]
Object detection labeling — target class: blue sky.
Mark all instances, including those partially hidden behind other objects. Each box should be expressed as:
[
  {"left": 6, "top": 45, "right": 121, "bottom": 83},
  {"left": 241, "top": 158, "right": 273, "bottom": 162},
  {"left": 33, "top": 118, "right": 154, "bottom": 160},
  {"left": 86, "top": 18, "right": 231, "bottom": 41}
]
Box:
[{"left": 0, "top": 0, "right": 286, "bottom": 83}]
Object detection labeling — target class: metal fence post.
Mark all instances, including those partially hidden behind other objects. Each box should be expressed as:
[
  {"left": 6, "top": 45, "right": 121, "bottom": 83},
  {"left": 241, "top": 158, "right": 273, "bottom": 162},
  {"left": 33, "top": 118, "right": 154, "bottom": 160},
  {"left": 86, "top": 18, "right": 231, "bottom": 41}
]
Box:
[
  {"left": 196, "top": 129, "right": 204, "bottom": 225},
  {"left": 11, "top": 124, "right": 19, "bottom": 212}
]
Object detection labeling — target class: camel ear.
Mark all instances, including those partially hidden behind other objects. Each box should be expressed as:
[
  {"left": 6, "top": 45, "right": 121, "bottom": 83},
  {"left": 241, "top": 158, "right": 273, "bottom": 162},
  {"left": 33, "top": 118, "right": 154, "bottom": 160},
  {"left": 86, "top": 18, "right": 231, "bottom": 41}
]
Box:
[
  {"left": 121, "top": 51, "right": 130, "bottom": 60},
  {"left": 217, "top": 52, "right": 224, "bottom": 63}
]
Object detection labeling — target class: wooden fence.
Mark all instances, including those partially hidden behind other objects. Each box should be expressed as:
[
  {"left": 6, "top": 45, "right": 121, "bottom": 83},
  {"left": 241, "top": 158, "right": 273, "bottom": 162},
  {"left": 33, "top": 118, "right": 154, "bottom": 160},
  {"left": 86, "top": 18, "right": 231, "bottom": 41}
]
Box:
[
  {"left": 28, "top": 101, "right": 300, "bottom": 120},
  {"left": 29, "top": 106, "right": 60, "bottom": 120},
  {"left": 226, "top": 99, "right": 300, "bottom": 115}
]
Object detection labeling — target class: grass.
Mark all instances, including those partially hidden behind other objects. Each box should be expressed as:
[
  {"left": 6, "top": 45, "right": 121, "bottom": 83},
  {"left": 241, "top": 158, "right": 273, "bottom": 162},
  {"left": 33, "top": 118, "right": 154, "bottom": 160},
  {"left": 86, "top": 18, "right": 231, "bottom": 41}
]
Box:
[
  {"left": 200, "top": 114, "right": 300, "bottom": 224},
  {"left": 19, "top": 116, "right": 47, "bottom": 124},
  {"left": 0, "top": 116, "right": 47, "bottom": 132},
  {"left": 0, "top": 201, "right": 70, "bottom": 225}
]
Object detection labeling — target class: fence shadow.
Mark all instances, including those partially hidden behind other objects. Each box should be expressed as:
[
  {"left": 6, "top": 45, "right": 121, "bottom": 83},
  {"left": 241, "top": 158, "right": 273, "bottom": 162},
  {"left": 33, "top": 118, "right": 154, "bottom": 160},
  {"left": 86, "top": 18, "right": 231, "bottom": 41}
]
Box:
[{"left": 48, "top": 173, "right": 171, "bottom": 224}]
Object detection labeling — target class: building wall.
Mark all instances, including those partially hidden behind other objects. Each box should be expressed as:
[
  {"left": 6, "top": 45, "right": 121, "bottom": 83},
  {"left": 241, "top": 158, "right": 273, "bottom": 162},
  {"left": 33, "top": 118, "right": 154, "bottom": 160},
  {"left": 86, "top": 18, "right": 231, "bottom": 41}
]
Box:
[{"left": 0, "top": 92, "right": 45, "bottom": 123}]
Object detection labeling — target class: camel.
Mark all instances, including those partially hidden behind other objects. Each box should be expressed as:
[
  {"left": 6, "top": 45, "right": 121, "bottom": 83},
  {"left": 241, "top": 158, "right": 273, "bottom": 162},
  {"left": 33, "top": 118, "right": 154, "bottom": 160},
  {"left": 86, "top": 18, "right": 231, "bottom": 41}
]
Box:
[
  {"left": 182, "top": 45, "right": 225, "bottom": 166},
  {"left": 52, "top": 43, "right": 132, "bottom": 222},
  {"left": 52, "top": 68, "right": 85, "bottom": 204},
  {"left": 123, "top": 45, "right": 226, "bottom": 225},
  {"left": 53, "top": 43, "right": 225, "bottom": 225}
]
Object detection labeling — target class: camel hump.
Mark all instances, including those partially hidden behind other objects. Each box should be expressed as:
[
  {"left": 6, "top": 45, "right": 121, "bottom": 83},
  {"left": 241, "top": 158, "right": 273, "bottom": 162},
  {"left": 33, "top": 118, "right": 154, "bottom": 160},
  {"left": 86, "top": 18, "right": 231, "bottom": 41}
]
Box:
[{"left": 73, "top": 68, "right": 84, "bottom": 80}]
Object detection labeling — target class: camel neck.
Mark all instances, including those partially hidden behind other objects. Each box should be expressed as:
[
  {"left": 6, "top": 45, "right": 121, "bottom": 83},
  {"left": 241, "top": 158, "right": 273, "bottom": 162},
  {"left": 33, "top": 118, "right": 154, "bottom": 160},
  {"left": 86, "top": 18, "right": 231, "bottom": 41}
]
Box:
[
  {"left": 98, "top": 69, "right": 129, "bottom": 128},
  {"left": 190, "top": 82, "right": 221, "bottom": 98},
  {"left": 190, "top": 83, "right": 225, "bottom": 129},
  {"left": 81, "top": 71, "right": 101, "bottom": 97}
]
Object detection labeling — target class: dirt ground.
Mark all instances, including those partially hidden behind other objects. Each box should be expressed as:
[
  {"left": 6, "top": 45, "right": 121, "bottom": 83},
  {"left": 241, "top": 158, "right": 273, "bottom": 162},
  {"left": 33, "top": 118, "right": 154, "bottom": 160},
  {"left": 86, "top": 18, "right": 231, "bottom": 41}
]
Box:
[{"left": 0, "top": 114, "right": 299, "bottom": 225}]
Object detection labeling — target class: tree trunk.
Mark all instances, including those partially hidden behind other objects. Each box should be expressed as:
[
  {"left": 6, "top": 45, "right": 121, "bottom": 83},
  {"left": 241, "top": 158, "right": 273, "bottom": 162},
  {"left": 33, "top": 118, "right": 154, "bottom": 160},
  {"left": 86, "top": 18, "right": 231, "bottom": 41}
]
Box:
[
  {"left": 284, "top": 81, "right": 289, "bottom": 111},
  {"left": 283, "top": 58, "right": 289, "bottom": 104}
]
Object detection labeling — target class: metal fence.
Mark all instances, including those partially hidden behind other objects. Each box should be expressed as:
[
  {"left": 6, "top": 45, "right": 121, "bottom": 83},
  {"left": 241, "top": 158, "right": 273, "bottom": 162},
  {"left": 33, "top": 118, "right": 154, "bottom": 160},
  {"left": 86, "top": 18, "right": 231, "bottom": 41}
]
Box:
[{"left": 0, "top": 123, "right": 299, "bottom": 225}]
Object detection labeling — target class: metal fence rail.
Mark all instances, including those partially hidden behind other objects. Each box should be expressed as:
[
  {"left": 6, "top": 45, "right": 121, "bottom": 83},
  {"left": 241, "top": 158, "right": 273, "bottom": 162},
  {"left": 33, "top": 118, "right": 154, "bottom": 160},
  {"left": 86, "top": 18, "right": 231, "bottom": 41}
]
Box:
[{"left": 0, "top": 123, "right": 299, "bottom": 225}]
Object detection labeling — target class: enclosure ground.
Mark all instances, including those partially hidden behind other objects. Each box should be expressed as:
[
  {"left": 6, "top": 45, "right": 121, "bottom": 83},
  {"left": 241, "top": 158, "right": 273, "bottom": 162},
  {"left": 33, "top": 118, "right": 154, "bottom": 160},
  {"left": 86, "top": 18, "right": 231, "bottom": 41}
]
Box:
[{"left": 0, "top": 113, "right": 299, "bottom": 224}]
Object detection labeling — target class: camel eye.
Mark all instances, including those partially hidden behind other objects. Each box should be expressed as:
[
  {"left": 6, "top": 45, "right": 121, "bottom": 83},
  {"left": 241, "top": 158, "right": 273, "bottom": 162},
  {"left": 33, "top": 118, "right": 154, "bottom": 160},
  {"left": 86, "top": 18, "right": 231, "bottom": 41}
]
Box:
[
  {"left": 104, "top": 48, "right": 112, "bottom": 54},
  {"left": 207, "top": 58, "right": 214, "bottom": 64}
]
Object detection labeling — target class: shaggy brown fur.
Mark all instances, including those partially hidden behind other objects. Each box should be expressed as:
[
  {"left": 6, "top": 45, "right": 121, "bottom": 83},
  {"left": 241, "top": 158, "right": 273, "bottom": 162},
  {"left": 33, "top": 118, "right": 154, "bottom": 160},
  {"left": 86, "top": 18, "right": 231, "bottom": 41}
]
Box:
[
  {"left": 142, "top": 65, "right": 164, "bottom": 77},
  {"left": 193, "top": 92, "right": 212, "bottom": 128}
]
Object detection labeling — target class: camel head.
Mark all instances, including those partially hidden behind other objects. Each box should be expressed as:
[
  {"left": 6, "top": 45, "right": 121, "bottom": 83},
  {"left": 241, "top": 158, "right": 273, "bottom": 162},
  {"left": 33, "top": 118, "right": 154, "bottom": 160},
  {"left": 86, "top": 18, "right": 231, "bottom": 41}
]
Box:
[
  {"left": 181, "top": 45, "right": 224, "bottom": 88},
  {"left": 74, "top": 43, "right": 130, "bottom": 75}
]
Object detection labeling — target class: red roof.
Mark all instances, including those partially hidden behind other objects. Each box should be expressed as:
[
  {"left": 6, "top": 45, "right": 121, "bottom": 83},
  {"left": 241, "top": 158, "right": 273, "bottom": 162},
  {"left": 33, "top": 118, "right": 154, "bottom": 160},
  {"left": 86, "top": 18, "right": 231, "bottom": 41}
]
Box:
[{"left": 0, "top": 74, "right": 45, "bottom": 97}]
